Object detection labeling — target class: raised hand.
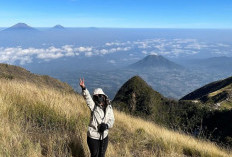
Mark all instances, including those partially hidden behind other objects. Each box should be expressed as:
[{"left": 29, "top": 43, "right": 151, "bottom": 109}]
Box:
[{"left": 79, "top": 78, "right": 85, "bottom": 89}]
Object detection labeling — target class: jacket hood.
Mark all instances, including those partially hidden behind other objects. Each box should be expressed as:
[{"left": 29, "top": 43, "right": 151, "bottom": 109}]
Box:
[{"left": 93, "top": 88, "right": 108, "bottom": 98}]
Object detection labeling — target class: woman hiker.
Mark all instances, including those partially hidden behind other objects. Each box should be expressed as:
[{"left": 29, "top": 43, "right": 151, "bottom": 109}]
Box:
[{"left": 79, "top": 78, "right": 115, "bottom": 157}]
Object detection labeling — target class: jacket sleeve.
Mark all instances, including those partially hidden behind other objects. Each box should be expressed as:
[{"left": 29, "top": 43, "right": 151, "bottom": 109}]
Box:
[
  {"left": 107, "top": 105, "right": 115, "bottom": 129},
  {"left": 82, "top": 88, "right": 95, "bottom": 111}
]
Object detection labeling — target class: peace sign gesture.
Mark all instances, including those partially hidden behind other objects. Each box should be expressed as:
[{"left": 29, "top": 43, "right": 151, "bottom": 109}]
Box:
[{"left": 79, "top": 78, "right": 85, "bottom": 89}]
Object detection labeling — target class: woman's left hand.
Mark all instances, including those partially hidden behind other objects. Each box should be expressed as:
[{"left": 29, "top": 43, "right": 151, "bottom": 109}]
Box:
[{"left": 79, "top": 78, "right": 86, "bottom": 89}]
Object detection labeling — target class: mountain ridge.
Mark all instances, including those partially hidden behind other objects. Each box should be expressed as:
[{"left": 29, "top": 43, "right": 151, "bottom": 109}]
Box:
[
  {"left": 0, "top": 63, "right": 74, "bottom": 93},
  {"left": 181, "top": 75, "right": 232, "bottom": 109},
  {"left": 113, "top": 75, "right": 232, "bottom": 147},
  {"left": 181, "top": 76, "right": 232, "bottom": 99},
  {"left": 128, "top": 55, "right": 183, "bottom": 70},
  {"left": 113, "top": 75, "right": 166, "bottom": 117}
]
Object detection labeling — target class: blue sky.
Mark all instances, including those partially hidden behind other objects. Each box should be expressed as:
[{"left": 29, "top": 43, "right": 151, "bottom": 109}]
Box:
[{"left": 0, "top": 0, "right": 232, "bottom": 28}]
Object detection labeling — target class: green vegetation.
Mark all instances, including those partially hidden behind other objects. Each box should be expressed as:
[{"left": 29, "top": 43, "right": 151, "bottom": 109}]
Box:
[
  {"left": 113, "top": 75, "right": 232, "bottom": 148},
  {"left": 203, "top": 109, "right": 232, "bottom": 147},
  {"left": 181, "top": 76, "right": 232, "bottom": 101},
  {"left": 113, "top": 76, "right": 165, "bottom": 118},
  {"left": 113, "top": 76, "right": 205, "bottom": 129},
  {"left": 179, "top": 75, "right": 232, "bottom": 145}
]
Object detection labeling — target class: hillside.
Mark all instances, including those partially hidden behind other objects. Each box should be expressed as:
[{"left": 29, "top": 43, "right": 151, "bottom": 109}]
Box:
[
  {"left": 0, "top": 63, "right": 74, "bottom": 93},
  {"left": 181, "top": 76, "right": 232, "bottom": 109},
  {"left": 113, "top": 76, "right": 165, "bottom": 114},
  {"left": 112, "top": 76, "right": 206, "bottom": 128},
  {"left": 128, "top": 55, "right": 183, "bottom": 70},
  {"left": 113, "top": 75, "right": 232, "bottom": 147},
  {"left": 0, "top": 76, "right": 231, "bottom": 156}
]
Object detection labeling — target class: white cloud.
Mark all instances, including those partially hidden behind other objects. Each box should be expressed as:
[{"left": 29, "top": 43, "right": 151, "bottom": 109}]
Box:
[
  {"left": 138, "top": 43, "right": 150, "bottom": 49},
  {"left": 0, "top": 43, "right": 133, "bottom": 64},
  {"left": 160, "top": 51, "right": 170, "bottom": 55},
  {"left": 37, "top": 52, "right": 64, "bottom": 60},
  {"left": 85, "top": 51, "right": 93, "bottom": 57},
  {"left": 95, "top": 46, "right": 131, "bottom": 55},
  {"left": 105, "top": 41, "right": 127, "bottom": 46},
  {"left": 105, "top": 42, "right": 118, "bottom": 46},
  {"left": 75, "top": 46, "right": 92, "bottom": 52},
  {"left": 0, "top": 45, "right": 80, "bottom": 64},
  {"left": 150, "top": 52, "right": 158, "bottom": 55},
  {"left": 108, "top": 60, "right": 116, "bottom": 64},
  {"left": 19, "top": 56, "right": 32, "bottom": 65},
  {"left": 133, "top": 38, "right": 232, "bottom": 58},
  {"left": 217, "top": 43, "right": 230, "bottom": 47},
  {"left": 98, "top": 49, "right": 108, "bottom": 54},
  {"left": 142, "top": 50, "right": 147, "bottom": 54}
]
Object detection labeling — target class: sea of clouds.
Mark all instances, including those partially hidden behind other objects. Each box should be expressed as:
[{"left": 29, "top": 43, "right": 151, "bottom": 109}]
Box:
[{"left": 0, "top": 38, "right": 231, "bottom": 65}]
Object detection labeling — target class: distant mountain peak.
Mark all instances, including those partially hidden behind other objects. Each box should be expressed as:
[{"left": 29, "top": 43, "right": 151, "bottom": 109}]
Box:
[
  {"left": 52, "top": 25, "right": 65, "bottom": 29},
  {"left": 4, "top": 23, "right": 37, "bottom": 31},
  {"left": 129, "top": 55, "right": 183, "bottom": 70},
  {"left": 12, "top": 23, "right": 30, "bottom": 28}
]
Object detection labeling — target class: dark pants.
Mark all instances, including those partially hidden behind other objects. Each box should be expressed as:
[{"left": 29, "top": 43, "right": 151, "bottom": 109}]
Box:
[{"left": 87, "top": 136, "right": 109, "bottom": 157}]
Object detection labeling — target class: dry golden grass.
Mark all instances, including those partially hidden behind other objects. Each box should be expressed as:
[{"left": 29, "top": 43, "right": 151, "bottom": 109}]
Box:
[
  {"left": 0, "top": 63, "right": 74, "bottom": 93},
  {"left": 112, "top": 111, "right": 231, "bottom": 157},
  {"left": 0, "top": 79, "right": 231, "bottom": 157}
]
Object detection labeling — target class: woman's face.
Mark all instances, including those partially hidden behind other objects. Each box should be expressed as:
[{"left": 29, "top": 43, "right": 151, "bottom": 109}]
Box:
[{"left": 93, "top": 94, "right": 106, "bottom": 106}]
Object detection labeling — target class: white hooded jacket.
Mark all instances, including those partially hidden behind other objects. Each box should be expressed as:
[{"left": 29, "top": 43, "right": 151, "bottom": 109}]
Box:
[{"left": 82, "top": 88, "right": 115, "bottom": 140}]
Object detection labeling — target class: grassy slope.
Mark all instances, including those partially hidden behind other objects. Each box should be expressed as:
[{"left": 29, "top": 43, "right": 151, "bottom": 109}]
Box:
[
  {"left": 0, "top": 79, "right": 231, "bottom": 157},
  {"left": 181, "top": 76, "right": 232, "bottom": 101},
  {"left": 0, "top": 63, "right": 74, "bottom": 93},
  {"left": 181, "top": 76, "right": 232, "bottom": 110},
  {"left": 206, "top": 84, "right": 232, "bottom": 109}
]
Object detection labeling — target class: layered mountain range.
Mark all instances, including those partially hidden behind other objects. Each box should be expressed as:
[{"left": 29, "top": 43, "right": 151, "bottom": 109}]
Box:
[{"left": 112, "top": 75, "right": 232, "bottom": 147}]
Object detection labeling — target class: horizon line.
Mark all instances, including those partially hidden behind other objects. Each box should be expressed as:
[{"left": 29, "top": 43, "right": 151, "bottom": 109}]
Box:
[
  {"left": 1, "top": 26, "right": 232, "bottom": 30},
  {"left": 0, "top": 22, "right": 232, "bottom": 30}
]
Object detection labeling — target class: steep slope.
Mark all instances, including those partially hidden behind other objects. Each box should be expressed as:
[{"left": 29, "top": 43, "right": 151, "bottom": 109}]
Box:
[
  {"left": 0, "top": 63, "right": 74, "bottom": 93},
  {"left": 113, "top": 75, "right": 166, "bottom": 117},
  {"left": 128, "top": 54, "right": 183, "bottom": 70},
  {"left": 113, "top": 75, "right": 232, "bottom": 147},
  {"left": 0, "top": 78, "right": 231, "bottom": 156},
  {"left": 181, "top": 76, "right": 232, "bottom": 109},
  {"left": 112, "top": 76, "right": 201, "bottom": 128}
]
